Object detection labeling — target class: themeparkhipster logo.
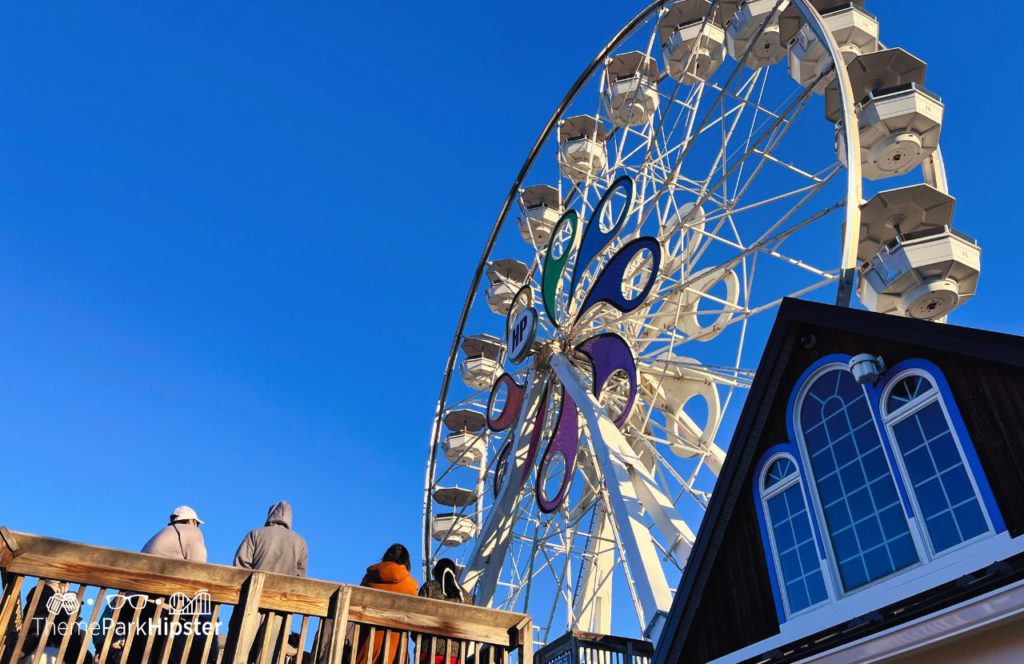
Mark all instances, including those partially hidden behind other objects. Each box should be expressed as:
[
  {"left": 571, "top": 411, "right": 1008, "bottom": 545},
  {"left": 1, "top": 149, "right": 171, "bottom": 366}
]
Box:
[{"left": 37, "top": 589, "right": 220, "bottom": 639}]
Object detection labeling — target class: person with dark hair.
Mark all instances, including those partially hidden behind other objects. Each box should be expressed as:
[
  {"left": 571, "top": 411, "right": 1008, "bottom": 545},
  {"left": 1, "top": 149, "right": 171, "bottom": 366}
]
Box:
[
  {"left": 379, "top": 543, "right": 411, "bottom": 570},
  {"left": 418, "top": 558, "right": 465, "bottom": 603},
  {"left": 354, "top": 543, "right": 418, "bottom": 664},
  {"left": 418, "top": 559, "right": 467, "bottom": 663}
]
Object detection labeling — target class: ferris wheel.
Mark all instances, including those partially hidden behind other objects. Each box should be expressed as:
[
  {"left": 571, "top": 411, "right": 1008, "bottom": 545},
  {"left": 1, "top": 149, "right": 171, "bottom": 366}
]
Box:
[{"left": 423, "top": 0, "right": 978, "bottom": 646}]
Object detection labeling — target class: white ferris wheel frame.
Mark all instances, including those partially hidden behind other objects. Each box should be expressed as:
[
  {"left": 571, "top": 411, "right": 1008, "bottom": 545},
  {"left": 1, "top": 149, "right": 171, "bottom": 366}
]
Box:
[{"left": 423, "top": 0, "right": 950, "bottom": 644}]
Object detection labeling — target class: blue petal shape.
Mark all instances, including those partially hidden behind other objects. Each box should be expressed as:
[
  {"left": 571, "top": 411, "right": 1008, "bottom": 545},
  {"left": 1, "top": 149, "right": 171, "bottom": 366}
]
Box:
[
  {"left": 575, "top": 237, "right": 661, "bottom": 324},
  {"left": 569, "top": 176, "right": 634, "bottom": 304}
]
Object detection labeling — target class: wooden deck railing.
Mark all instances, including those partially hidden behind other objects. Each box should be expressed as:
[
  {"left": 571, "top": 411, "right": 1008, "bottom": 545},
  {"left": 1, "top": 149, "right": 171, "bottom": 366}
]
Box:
[{"left": 0, "top": 528, "right": 532, "bottom": 664}]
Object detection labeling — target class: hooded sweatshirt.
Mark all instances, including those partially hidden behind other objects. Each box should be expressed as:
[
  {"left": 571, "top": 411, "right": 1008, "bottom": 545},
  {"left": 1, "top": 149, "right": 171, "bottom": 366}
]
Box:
[
  {"left": 358, "top": 562, "right": 418, "bottom": 664},
  {"left": 233, "top": 501, "right": 309, "bottom": 577},
  {"left": 141, "top": 522, "right": 207, "bottom": 562},
  {"left": 360, "top": 561, "right": 419, "bottom": 595}
]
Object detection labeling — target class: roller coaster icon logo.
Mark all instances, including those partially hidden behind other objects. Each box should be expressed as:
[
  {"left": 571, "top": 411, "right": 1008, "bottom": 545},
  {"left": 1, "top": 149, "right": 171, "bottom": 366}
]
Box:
[{"left": 165, "top": 591, "right": 212, "bottom": 616}]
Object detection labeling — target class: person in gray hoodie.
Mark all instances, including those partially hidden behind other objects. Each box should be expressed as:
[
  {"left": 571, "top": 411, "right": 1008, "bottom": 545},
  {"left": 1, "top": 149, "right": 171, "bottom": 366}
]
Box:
[
  {"left": 233, "top": 501, "right": 308, "bottom": 576},
  {"left": 232, "top": 501, "right": 309, "bottom": 664}
]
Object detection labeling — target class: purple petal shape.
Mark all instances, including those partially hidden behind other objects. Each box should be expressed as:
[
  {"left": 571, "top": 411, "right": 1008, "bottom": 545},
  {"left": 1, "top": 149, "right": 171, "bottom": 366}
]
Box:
[
  {"left": 536, "top": 384, "right": 580, "bottom": 513},
  {"left": 516, "top": 379, "right": 551, "bottom": 491},
  {"left": 576, "top": 333, "right": 638, "bottom": 428}
]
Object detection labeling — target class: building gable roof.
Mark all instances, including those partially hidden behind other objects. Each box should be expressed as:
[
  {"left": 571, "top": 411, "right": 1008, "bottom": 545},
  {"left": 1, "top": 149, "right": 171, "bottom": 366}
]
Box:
[{"left": 654, "top": 298, "right": 1024, "bottom": 663}]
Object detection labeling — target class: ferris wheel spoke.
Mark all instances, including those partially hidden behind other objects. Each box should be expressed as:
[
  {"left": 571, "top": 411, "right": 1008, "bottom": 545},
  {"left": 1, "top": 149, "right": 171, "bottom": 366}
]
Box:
[
  {"left": 728, "top": 88, "right": 823, "bottom": 206},
  {"left": 699, "top": 176, "right": 837, "bottom": 226},
  {"left": 607, "top": 180, "right": 846, "bottom": 341}
]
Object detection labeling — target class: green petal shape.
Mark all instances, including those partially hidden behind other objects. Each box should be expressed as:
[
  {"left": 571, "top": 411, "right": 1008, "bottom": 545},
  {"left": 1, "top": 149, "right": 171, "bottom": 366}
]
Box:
[{"left": 542, "top": 209, "right": 579, "bottom": 328}]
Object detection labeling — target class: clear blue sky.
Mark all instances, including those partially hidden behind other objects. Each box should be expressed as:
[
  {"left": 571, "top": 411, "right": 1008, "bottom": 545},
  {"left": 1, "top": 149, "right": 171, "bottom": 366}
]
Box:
[{"left": 1, "top": 0, "right": 1020, "bottom": 598}]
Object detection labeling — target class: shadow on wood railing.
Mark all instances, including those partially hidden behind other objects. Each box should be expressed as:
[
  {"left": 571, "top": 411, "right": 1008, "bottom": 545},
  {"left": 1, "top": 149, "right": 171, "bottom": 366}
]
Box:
[{"left": 0, "top": 528, "right": 532, "bottom": 664}]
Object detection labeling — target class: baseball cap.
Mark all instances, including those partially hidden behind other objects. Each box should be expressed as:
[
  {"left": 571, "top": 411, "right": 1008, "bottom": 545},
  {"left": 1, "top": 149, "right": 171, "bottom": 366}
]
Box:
[{"left": 170, "top": 505, "right": 204, "bottom": 524}]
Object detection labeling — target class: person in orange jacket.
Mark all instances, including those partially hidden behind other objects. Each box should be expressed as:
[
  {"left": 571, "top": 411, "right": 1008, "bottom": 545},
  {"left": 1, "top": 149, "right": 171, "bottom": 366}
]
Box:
[{"left": 356, "top": 543, "right": 419, "bottom": 663}]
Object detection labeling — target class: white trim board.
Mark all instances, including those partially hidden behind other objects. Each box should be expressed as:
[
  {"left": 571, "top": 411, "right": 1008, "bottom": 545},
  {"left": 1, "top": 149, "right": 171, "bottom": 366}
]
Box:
[
  {"left": 709, "top": 533, "right": 1024, "bottom": 663},
  {"left": 804, "top": 577, "right": 1024, "bottom": 663}
]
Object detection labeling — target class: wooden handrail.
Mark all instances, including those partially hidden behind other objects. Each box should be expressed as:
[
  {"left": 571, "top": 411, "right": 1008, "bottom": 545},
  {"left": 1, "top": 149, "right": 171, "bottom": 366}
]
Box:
[{"left": 0, "top": 528, "right": 533, "bottom": 662}]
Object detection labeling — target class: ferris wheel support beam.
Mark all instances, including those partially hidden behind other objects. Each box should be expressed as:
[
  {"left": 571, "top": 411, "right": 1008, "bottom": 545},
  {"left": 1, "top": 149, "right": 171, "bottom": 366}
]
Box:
[
  {"left": 788, "top": 0, "right": 863, "bottom": 308},
  {"left": 462, "top": 367, "right": 547, "bottom": 606},
  {"left": 550, "top": 352, "right": 692, "bottom": 643},
  {"left": 572, "top": 502, "right": 615, "bottom": 634}
]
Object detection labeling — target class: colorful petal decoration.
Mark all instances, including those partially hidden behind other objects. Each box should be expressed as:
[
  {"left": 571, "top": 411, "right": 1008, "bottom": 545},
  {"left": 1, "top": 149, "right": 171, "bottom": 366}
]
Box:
[
  {"left": 541, "top": 210, "right": 579, "bottom": 327},
  {"left": 488, "top": 175, "right": 660, "bottom": 512}
]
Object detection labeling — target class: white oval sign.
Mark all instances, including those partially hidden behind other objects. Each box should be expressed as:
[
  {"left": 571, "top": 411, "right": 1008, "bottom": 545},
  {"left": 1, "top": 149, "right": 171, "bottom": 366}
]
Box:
[{"left": 507, "top": 306, "right": 538, "bottom": 364}]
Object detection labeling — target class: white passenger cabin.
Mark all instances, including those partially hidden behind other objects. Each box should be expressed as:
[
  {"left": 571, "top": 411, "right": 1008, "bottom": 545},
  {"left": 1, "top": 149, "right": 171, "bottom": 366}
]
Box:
[
  {"left": 433, "top": 486, "right": 478, "bottom": 509},
  {"left": 442, "top": 409, "right": 488, "bottom": 467},
  {"left": 723, "top": 0, "right": 790, "bottom": 69},
  {"left": 518, "top": 185, "right": 562, "bottom": 247},
  {"left": 557, "top": 115, "right": 609, "bottom": 184},
  {"left": 431, "top": 513, "right": 478, "bottom": 547},
  {"left": 485, "top": 259, "right": 530, "bottom": 316},
  {"left": 603, "top": 52, "right": 661, "bottom": 127},
  {"left": 659, "top": 0, "right": 726, "bottom": 84},
  {"left": 857, "top": 184, "right": 979, "bottom": 320},
  {"left": 832, "top": 47, "right": 943, "bottom": 180},
  {"left": 787, "top": 1, "right": 879, "bottom": 94},
  {"left": 459, "top": 334, "right": 504, "bottom": 390}
]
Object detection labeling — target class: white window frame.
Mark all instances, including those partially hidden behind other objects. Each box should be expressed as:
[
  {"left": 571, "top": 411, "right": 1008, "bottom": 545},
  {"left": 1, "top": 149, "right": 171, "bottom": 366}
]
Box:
[
  {"left": 759, "top": 452, "right": 835, "bottom": 619},
  {"left": 881, "top": 368, "right": 995, "bottom": 559}
]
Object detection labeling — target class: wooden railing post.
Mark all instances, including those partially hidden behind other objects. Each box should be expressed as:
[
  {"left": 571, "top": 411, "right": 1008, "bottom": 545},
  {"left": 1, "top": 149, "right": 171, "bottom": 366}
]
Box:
[
  {"left": 0, "top": 526, "right": 22, "bottom": 656},
  {"left": 0, "top": 529, "right": 20, "bottom": 569},
  {"left": 0, "top": 576, "right": 24, "bottom": 661},
  {"left": 515, "top": 617, "right": 533, "bottom": 664},
  {"left": 223, "top": 572, "right": 267, "bottom": 664},
  {"left": 324, "top": 587, "right": 351, "bottom": 664}
]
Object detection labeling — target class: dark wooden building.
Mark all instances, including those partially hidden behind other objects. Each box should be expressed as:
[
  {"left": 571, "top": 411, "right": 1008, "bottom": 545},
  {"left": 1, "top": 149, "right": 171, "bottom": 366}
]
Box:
[{"left": 655, "top": 299, "right": 1024, "bottom": 663}]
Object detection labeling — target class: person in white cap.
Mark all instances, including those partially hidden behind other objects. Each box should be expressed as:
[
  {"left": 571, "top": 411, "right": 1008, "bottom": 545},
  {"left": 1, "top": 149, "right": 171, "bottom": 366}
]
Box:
[{"left": 141, "top": 505, "right": 208, "bottom": 562}]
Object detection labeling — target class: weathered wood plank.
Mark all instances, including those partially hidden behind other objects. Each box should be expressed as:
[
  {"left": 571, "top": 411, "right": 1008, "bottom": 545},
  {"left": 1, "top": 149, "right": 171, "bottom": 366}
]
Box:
[
  {"left": 257, "top": 611, "right": 277, "bottom": 664},
  {"left": 326, "top": 587, "right": 351, "bottom": 664},
  {"left": 296, "top": 614, "right": 310, "bottom": 664},
  {"left": 273, "top": 612, "right": 292, "bottom": 664},
  {"left": 516, "top": 616, "right": 533, "bottom": 664},
  {"left": 223, "top": 573, "right": 266, "bottom": 664},
  {"left": 179, "top": 610, "right": 201, "bottom": 664},
  {"left": 95, "top": 595, "right": 124, "bottom": 664},
  {"left": 2, "top": 533, "right": 526, "bottom": 632},
  {"left": 7, "top": 579, "right": 45, "bottom": 664},
  {"left": 0, "top": 575, "right": 25, "bottom": 657},
  {"left": 200, "top": 604, "right": 221, "bottom": 664},
  {"left": 52, "top": 584, "right": 88, "bottom": 664},
  {"left": 0, "top": 530, "right": 18, "bottom": 569}
]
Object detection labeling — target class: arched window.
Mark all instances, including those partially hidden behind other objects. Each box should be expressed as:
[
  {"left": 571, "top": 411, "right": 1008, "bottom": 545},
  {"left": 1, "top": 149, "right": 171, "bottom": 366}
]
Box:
[
  {"left": 760, "top": 456, "right": 829, "bottom": 616},
  {"left": 883, "top": 371, "right": 992, "bottom": 554},
  {"left": 798, "top": 368, "right": 918, "bottom": 592}
]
